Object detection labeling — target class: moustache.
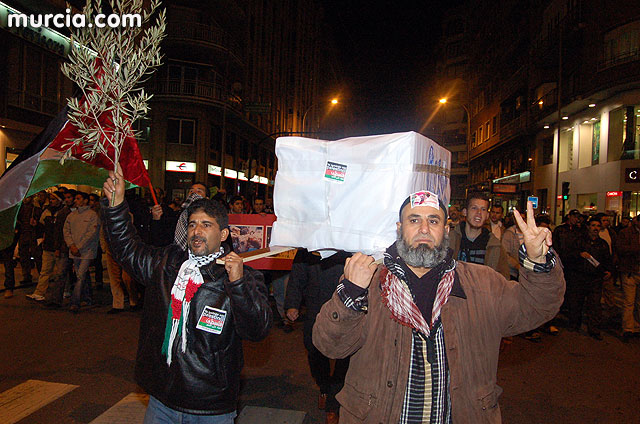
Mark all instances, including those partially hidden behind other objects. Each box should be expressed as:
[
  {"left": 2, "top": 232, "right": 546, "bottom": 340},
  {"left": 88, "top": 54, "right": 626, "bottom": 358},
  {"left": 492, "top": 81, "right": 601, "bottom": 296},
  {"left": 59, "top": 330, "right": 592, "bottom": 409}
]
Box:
[{"left": 189, "top": 236, "right": 207, "bottom": 244}]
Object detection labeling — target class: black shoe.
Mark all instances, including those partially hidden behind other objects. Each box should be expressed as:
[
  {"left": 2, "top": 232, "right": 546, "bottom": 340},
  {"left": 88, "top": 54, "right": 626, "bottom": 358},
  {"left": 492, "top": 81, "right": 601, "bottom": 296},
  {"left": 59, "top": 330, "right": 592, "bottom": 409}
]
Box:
[
  {"left": 588, "top": 332, "right": 603, "bottom": 341},
  {"left": 107, "top": 308, "right": 123, "bottom": 314}
]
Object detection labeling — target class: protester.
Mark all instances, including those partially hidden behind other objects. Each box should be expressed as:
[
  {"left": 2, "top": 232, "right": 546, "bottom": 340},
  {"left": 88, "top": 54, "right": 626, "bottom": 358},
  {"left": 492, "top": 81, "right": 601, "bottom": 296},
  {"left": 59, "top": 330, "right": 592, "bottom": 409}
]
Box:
[
  {"left": 488, "top": 203, "right": 505, "bottom": 240},
  {"left": 285, "top": 249, "right": 350, "bottom": 424},
  {"left": 16, "top": 195, "right": 42, "bottom": 285},
  {"left": 173, "top": 182, "right": 208, "bottom": 250},
  {"left": 616, "top": 215, "right": 640, "bottom": 342},
  {"left": 313, "top": 191, "right": 564, "bottom": 423},
  {"left": 88, "top": 193, "right": 104, "bottom": 290},
  {"left": 566, "top": 217, "right": 612, "bottom": 339},
  {"left": 552, "top": 209, "right": 584, "bottom": 318},
  {"left": 26, "top": 192, "right": 64, "bottom": 301},
  {"left": 229, "top": 196, "right": 244, "bottom": 214},
  {"left": 63, "top": 191, "right": 100, "bottom": 313},
  {"left": 101, "top": 166, "right": 272, "bottom": 422},
  {"left": 449, "top": 193, "right": 509, "bottom": 277},
  {"left": 252, "top": 198, "right": 266, "bottom": 214},
  {"left": 1, "top": 230, "right": 18, "bottom": 299},
  {"left": 43, "top": 190, "right": 76, "bottom": 308},
  {"left": 597, "top": 212, "right": 619, "bottom": 323}
]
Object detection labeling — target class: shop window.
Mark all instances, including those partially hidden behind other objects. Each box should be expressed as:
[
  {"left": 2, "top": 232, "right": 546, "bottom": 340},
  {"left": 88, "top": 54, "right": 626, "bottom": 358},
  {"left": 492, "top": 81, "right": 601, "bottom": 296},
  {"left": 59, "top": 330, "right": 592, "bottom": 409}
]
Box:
[{"left": 167, "top": 118, "right": 195, "bottom": 145}]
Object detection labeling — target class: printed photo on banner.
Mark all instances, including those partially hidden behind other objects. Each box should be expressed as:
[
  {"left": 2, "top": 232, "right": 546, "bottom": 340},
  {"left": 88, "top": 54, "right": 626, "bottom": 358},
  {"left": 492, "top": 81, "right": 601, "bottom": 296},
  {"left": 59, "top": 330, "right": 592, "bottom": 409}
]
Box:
[
  {"left": 230, "top": 225, "right": 264, "bottom": 253},
  {"left": 266, "top": 226, "right": 272, "bottom": 246}
]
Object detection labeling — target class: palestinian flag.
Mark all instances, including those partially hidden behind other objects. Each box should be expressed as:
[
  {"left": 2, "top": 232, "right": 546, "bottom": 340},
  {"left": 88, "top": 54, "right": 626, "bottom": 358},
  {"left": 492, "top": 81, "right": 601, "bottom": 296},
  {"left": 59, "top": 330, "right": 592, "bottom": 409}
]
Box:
[{"left": 0, "top": 106, "right": 150, "bottom": 249}]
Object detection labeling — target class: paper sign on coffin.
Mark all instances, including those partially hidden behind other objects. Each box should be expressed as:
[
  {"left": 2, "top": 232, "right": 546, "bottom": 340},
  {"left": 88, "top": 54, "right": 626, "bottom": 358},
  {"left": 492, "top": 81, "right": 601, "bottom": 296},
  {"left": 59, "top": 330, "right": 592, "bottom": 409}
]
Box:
[{"left": 270, "top": 131, "right": 451, "bottom": 255}]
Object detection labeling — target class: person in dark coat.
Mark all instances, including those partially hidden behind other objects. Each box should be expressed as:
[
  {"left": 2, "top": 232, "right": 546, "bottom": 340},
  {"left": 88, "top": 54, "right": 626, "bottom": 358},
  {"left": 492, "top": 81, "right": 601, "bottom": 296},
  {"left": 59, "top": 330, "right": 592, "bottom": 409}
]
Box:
[
  {"left": 566, "top": 217, "right": 613, "bottom": 339},
  {"left": 285, "top": 249, "right": 351, "bottom": 424}
]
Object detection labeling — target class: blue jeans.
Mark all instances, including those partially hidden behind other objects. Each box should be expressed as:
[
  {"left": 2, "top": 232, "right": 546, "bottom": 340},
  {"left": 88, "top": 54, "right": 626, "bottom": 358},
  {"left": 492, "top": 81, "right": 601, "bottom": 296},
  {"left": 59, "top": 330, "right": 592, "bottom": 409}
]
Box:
[
  {"left": 143, "top": 396, "right": 236, "bottom": 424},
  {"left": 71, "top": 258, "right": 92, "bottom": 306}
]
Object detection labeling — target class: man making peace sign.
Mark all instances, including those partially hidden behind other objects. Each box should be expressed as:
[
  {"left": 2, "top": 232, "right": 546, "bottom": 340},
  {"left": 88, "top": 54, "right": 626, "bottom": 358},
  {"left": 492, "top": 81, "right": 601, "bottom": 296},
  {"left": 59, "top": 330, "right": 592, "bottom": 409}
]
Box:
[{"left": 313, "top": 191, "right": 565, "bottom": 424}]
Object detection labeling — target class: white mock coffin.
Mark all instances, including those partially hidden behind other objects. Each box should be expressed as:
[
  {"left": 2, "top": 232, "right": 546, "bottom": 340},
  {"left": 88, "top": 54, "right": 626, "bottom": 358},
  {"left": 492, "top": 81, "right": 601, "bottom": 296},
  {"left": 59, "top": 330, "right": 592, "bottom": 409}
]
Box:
[{"left": 270, "top": 131, "right": 451, "bottom": 254}]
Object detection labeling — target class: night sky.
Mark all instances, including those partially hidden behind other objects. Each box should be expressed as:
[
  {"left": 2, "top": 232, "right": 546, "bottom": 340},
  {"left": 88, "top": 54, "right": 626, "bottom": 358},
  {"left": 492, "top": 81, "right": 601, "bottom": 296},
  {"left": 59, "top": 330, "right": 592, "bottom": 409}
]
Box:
[{"left": 321, "top": 1, "right": 463, "bottom": 136}]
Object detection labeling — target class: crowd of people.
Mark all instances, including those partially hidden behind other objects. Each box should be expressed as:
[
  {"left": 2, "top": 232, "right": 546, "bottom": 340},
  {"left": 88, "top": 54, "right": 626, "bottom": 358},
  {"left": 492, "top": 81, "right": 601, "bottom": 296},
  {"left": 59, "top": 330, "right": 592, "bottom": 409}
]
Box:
[
  {"left": 2, "top": 180, "right": 639, "bottom": 423},
  {"left": 0, "top": 182, "right": 272, "bottom": 315}
]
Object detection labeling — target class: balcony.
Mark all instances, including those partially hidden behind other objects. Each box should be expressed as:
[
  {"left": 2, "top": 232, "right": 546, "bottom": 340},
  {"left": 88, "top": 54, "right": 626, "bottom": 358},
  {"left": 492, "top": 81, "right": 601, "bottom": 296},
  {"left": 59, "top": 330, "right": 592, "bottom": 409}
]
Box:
[
  {"left": 500, "top": 114, "right": 527, "bottom": 142},
  {"left": 598, "top": 48, "right": 640, "bottom": 71},
  {"left": 530, "top": 89, "right": 558, "bottom": 123},
  {"left": 166, "top": 22, "right": 243, "bottom": 66},
  {"left": 151, "top": 79, "right": 242, "bottom": 112}
]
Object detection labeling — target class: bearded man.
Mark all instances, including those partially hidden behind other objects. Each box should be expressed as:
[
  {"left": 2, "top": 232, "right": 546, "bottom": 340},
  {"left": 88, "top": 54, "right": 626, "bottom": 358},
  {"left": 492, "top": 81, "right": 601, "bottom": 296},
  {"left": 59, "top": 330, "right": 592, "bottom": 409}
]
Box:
[
  {"left": 313, "top": 190, "right": 565, "bottom": 423},
  {"left": 102, "top": 166, "right": 272, "bottom": 423}
]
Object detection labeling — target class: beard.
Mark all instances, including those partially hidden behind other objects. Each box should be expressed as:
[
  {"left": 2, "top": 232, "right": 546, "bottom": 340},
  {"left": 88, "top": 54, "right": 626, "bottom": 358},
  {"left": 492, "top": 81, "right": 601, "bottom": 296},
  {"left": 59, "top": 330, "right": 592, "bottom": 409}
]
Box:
[
  {"left": 396, "top": 227, "right": 449, "bottom": 268},
  {"left": 188, "top": 235, "right": 211, "bottom": 256}
]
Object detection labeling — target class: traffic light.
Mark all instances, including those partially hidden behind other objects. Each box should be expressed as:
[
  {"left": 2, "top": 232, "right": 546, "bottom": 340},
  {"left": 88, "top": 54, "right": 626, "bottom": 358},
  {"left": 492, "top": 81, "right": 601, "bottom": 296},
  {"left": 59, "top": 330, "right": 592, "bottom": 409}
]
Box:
[{"left": 562, "top": 181, "right": 570, "bottom": 200}]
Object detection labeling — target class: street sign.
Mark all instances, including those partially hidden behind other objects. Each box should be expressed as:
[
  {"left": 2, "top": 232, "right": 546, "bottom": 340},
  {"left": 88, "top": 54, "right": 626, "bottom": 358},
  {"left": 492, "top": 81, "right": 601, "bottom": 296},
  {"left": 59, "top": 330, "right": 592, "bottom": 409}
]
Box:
[{"left": 528, "top": 196, "right": 538, "bottom": 209}]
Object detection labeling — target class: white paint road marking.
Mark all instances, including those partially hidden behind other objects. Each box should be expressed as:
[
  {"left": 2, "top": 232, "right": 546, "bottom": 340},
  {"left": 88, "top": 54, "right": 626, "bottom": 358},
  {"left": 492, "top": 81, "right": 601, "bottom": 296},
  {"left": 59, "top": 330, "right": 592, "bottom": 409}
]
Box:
[
  {"left": 90, "top": 392, "right": 149, "bottom": 424},
  {"left": 0, "top": 379, "right": 78, "bottom": 424}
]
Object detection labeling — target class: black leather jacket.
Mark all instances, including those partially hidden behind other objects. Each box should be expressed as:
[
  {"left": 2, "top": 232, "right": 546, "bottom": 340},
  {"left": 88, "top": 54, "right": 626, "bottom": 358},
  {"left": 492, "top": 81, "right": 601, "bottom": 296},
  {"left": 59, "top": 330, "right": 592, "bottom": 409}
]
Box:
[{"left": 101, "top": 199, "right": 272, "bottom": 414}]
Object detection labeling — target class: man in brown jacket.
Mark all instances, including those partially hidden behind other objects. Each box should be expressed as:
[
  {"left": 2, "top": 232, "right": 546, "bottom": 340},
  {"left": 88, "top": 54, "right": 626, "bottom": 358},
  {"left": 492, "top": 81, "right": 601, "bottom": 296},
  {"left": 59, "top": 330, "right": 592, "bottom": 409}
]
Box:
[{"left": 313, "top": 191, "right": 565, "bottom": 423}]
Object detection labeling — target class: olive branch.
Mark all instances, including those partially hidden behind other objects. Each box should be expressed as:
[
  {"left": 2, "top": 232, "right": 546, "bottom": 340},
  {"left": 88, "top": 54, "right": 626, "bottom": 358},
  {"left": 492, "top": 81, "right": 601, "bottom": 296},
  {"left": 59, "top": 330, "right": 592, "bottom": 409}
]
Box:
[{"left": 60, "top": 0, "right": 166, "bottom": 176}]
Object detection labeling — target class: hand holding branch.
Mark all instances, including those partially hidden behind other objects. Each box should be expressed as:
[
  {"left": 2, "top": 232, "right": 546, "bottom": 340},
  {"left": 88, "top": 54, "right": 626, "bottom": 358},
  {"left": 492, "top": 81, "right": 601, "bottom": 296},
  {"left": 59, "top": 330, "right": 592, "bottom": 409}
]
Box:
[
  {"left": 103, "top": 163, "right": 125, "bottom": 207},
  {"left": 513, "top": 201, "right": 552, "bottom": 263}
]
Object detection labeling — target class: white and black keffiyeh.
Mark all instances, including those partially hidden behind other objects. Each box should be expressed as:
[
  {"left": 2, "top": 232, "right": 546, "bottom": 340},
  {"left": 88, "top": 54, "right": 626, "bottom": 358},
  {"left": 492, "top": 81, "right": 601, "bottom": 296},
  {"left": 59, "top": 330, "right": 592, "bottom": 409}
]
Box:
[
  {"left": 174, "top": 192, "right": 204, "bottom": 250},
  {"left": 161, "top": 248, "right": 223, "bottom": 365}
]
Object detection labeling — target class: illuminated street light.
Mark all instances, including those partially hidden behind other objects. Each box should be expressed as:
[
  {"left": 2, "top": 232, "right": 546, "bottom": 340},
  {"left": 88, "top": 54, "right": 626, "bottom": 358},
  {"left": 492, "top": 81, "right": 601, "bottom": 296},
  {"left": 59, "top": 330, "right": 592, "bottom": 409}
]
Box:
[
  {"left": 302, "top": 98, "right": 339, "bottom": 132},
  {"left": 437, "top": 97, "right": 471, "bottom": 165}
]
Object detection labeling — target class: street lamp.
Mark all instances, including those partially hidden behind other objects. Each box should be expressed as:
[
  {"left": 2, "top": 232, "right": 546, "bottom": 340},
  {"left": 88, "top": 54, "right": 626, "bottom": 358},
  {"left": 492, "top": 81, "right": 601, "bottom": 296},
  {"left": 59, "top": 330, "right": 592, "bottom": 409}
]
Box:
[
  {"left": 301, "top": 98, "right": 339, "bottom": 132},
  {"left": 438, "top": 98, "right": 471, "bottom": 167}
]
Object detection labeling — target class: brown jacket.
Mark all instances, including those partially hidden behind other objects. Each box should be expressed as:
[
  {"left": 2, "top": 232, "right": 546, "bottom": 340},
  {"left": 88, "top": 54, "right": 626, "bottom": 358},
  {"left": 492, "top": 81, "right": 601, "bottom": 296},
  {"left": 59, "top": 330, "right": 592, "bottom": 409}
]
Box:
[
  {"left": 615, "top": 223, "right": 640, "bottom": 274},
  {"left": 313, "top": 257, "right": 565, "bottom": 423}
]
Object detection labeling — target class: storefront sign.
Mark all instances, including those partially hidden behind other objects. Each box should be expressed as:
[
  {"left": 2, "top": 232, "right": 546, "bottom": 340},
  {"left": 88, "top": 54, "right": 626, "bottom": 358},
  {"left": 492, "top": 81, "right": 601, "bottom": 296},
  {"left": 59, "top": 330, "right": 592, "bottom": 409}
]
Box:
[
  {"left": 492, "top": 183, "right": 517, "bottom": 194},
  {"left": 165, "top": 161, "right": 196, "bottom": 172},
  {"left": 224, "top": 168, "right": 237, "bottom": 179},
  {"left": 208, "top": 165, "right": 221, "bottom": 176},
  {"left": 238, "top": 172, "right": 248, "bottom": 181},
  {"left": 606, "top": 191, "right": 622, "bottom": 197},
  {"left": 626, "top": 168, "right": 639, "bottom": 183},
  {"left": 259, "top": 177, "right": 268, "bottom": 185}
]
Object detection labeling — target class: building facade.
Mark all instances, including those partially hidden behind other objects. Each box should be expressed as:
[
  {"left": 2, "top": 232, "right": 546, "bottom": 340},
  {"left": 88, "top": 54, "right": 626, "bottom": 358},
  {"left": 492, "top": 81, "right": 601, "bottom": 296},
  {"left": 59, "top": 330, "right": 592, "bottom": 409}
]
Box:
[
  {"left": 438, "top": 0, "right": 640, "bottom": 223},
  {"left": 0, "top": 0, "right": 338, "bottom": 205}
]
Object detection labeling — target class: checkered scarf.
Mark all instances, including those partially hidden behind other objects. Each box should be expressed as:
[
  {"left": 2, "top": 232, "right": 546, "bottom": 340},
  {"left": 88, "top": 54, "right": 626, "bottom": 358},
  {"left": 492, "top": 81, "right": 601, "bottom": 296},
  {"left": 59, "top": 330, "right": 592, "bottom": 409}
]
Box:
[
  {"left": 381, "top": 253, "right": 456, "bottom": 337},
  {"left": 174, "top": 192, "right": 204, "bottom": 250},
  {"left": 161, "top": 248, "right": 223, "bottom": 365}
]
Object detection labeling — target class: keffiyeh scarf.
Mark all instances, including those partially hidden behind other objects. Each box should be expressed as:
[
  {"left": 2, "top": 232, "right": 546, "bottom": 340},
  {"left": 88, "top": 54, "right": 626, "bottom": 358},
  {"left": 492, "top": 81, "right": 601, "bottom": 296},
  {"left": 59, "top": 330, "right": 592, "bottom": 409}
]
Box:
[
  {"left": 161, "top": 248, "right": 223, "bottom": 365},
  {"left": 174, "top": 192, "right": 204, "bottom": 250},
  {"left": 381, "top": 253, "right": 456, "bottom": 337}
]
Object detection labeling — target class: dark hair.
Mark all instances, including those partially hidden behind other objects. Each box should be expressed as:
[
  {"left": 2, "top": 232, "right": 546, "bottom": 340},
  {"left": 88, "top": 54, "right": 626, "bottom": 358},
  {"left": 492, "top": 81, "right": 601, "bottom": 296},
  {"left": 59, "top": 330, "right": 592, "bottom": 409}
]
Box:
[
  {"left": 192, "top": 182, "right": 208, "bottom": 194},
  {"left": 76, "top": 191, "right": 89, "bottom": 201},
  {"left": 65, "top": 189, "right": 77, "bottom": 197},
  {"left": 186, "top": 198, "right": 228, "bottom": 230},
  {"left": 535, "top": 214, "right": 551, "bottom": 226},
  {"left": 230, "top": 195, "right": 243, "bottom": 204},
  {"left": 88, "top": 193, "right": 99, "bottom": 201},
  {"left": 491, "top": 204, "right": 504, "bottom": 212},
  {"left": 466, "top": 192, "right": 490, "bottom": 209},
  {"left": 588, "top": 216, "right": 601, "bottom": 225}
]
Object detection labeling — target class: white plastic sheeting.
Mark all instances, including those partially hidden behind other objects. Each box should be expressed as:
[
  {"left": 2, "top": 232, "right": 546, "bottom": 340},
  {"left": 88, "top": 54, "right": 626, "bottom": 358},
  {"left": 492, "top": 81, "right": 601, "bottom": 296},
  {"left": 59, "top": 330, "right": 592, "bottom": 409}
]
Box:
[{"left": 270, "top": 131, "right": 451, "bottom": 255}]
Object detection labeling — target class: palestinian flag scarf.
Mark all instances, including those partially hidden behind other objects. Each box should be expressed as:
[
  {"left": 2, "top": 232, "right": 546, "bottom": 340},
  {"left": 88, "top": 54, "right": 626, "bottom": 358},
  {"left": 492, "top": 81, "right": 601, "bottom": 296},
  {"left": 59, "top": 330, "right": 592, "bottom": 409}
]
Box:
[{"left": 161, "top": 248, "right": 224, "bottom": 365}]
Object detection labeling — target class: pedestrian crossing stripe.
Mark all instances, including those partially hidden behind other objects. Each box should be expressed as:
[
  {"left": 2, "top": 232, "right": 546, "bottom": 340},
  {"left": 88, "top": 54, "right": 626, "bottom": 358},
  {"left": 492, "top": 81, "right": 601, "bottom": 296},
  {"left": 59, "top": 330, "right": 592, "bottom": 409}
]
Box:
[
  {"left": 0, "top": 379, "right": 78, "bottom": 424},
  {"left": 89, "top": 392, "right": 149, "bottom": 424}
]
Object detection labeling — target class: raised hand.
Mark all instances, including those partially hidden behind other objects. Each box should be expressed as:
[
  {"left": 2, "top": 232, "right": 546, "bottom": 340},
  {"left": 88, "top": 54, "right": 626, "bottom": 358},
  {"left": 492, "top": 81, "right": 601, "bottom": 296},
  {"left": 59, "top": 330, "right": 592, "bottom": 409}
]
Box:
[
  {"left": 513, "top": 201, "right": 552, "bottom": 263},
  {"left": 103, "top": 163, "right": 125, "bottom": 207},
  {"left": 344, "top": 252, "right": 377, "bottom": 289}
]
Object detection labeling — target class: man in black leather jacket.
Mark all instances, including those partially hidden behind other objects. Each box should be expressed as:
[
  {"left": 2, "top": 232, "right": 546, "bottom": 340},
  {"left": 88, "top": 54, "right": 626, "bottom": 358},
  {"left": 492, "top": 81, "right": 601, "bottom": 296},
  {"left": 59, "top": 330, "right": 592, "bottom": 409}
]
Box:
[{"left": 102, "top": 166, "right": 272, "bottom": 423}]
